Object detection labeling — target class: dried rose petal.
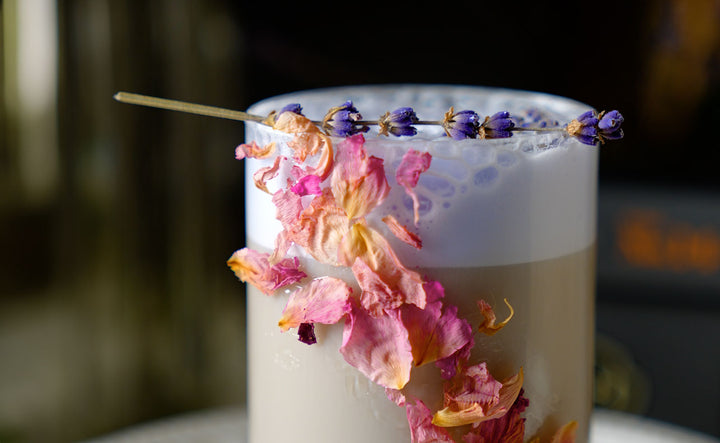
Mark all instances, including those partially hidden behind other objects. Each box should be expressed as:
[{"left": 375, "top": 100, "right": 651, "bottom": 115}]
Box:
[
  {"left": 273, "top": 111, "right": 334, "bottom": 180},
  {"left": 401, "top": 281, "right": 473, "bottom": 367},
  {"left": 433, "top": 366, "right": 524, "bottom": 427},
  {"left": 477, "top": 298, "right": 515, "bottom": 336},
  {"left": 331, "top": 134, "right": 390, "bottom": 220},
  {"left": 252, "top": 155, "right": 284, "bottom": 194},
  {"left": 341, "top": 222, "right": 425, "bottom": 315},
  {"left": 396, "top": 149, "right": 432, "bottom": 225},
  {"left": 406, "top": 399, "right": 455, "bottom": 443},
  {"left": 340, "top": 303, "right": 413, "bottom": 390},
  {"left": 235, "top": 141, "right": 276, "bottom": 160},
  {"left": 297, "top": 323, "right": 317, "bottom": 345},
  {"left": 462, "top": 390, "right": 528, "bottom": 443},
  {"left": 274, "top": 189, "right": 349, "bottom": 266},
  {"left": 290, "top": 174, "right": 323, "bottom": 196},
  {"left": 385, "top": 387, "right": 407, "bottom": 407},
  {"left": 435, "top": 338, "right": 474, "bottom": 380},
  {"left": 382, "top": 215, "right": 422, "bottom": 249},
  {"left": 278, "top": 277, "right": 353, "bottom": 331},
  {"left": 227, "top": 248, "right": 305, "bottom": 295}
]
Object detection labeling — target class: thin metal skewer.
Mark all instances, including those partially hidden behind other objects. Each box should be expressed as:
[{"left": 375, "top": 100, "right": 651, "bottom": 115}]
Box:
[{"left": 113, "top": 92, "right": 266, "bottom": 123}]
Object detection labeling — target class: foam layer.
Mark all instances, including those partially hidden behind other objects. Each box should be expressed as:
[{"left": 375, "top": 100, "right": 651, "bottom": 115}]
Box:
[{"left": 245, "top": 85, "right": 597, "bottom": 267}]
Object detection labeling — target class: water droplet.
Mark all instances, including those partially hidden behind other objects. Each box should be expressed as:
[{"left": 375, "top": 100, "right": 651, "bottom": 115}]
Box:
[
  {"left": 473, "top": 167, "right": 499, "bottom": 187},
  {"left": 443, "top": 201, "right": 451, "bottom": 209}
]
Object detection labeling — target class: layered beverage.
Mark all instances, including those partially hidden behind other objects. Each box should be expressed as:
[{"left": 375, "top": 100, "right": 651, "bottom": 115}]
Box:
[{"left": 240, "top": 85, "right": 598, "bottom": 443}]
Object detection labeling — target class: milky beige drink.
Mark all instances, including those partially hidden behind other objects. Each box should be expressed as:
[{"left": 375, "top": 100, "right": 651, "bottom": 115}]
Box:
[{"left": 243, "top": 85, "right": 598, "bottom": 443}]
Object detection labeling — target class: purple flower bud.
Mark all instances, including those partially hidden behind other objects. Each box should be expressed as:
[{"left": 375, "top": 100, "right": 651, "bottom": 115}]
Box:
[
  {"left": 598, "top": 110, "right": 624, "bottom": 141},
  {"left": 480, "top": 111, "right": 515, "bottom": 139},
  {"left": 566, "top": 110, "right": 601, "bottom": 146},
  {"left": 378, "top": 107, "right": 419, "bottom": 137},
  {"left": 321, "top": 101, "right": 369, "bottom": 137},
  {"left": 278, "top": 103, "right": 303, "bottom": 117},
  {"left": 442, "top": 108, "right": 480, "bottom": 140}
]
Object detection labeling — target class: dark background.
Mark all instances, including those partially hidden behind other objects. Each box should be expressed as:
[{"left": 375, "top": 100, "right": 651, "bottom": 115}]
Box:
[{"left": 1, "top": 0, "right": 719, "bottom": 441}]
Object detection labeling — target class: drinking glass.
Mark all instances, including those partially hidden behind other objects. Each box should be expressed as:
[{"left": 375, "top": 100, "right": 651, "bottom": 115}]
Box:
[{"left": 243, "top": 85, "right": 597, "bottom": 443}]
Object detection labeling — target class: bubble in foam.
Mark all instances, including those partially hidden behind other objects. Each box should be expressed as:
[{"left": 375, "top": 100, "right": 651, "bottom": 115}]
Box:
[
  {"left": 496, "top": 150, "right": 517, "bottom": 167},
  {"left": 462, "top": 145, "right": 495, "bottom": 166},
  {"left": 473, "top": 166, "right": 499, "bottom": 188},
  {"left": 402, "top": 194, "right": 432, "bottom": 216},
  {"left": 419, "top": 175, "right": 456, "bottom": 198}
]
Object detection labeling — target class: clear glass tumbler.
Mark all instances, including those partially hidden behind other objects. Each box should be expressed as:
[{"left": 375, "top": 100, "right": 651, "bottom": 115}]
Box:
[{"left": 242, "top": 85, "right": 597, "bottom": 443}]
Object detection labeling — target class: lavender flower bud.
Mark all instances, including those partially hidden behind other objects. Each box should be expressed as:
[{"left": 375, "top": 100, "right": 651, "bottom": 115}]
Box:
[
  {"left": 479, "top": 111, "right": 515, "bottom": 139},
  {"left": 321, "top": 101, "right": 369, "bottom": 137},
  {"left": 598, "top": 110, "right": 624, "bottom": 141},
  {"left": 378, "top": 107, "right": 419, "bottom": 137},
  {"left": 278, "top": 103, "right": 303, "bottom": 117},
  {"left": 442, "top": 107, "right": 480, "bottom": 140},
  {"left": 566, "top": 110, "right": 600, "bottom": 146}
]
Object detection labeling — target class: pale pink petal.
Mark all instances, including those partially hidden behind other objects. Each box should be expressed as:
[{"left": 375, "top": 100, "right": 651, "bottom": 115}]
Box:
[
  {"left": 290, "top": 174, "right": 323, "bottom": 196},
  {"left": 340, "top": 222, "right": 425, "bottom": 315},
  {"left": 227, "top": 248, "right": 305, "bottom": 295},
  {"left": 252, "top": 155, "right": 284, "bottom": 193},
  {"left": 288, "top": 189, "right": 349, "bottom": 266},
  {"left": 235, "top": 141, "right": 276, "bottom": 160},
  {"left": 278, "top": 277, "right": 353, "bottom": 331},
  {"left": 406, "top": 400, "right": 455, "bottom": 443},
  {"left": 433, "top": 367, "right": 524, "bottom": 428},
  {"left": 340, "top": 304, "right": 413, "bottom": 390},
  {"left": 382, "top": 215, "right": 422, "bottom": 249},
  {"left": 385, "top": 387, "right": 407, "bottom": 407},
  {"left": 331, "top": 134, "right": 390, "bottom": 220},
  {"left": 401, "top": 281, "right": 473, "bottom": 367},
  {"left": 477, "top": 299, "right": 515, "bottom": 336},
  {"left": 462, "top": 390, "right": 528, "bottom": 443},
  {"left": 396, "top": 149, "right": 432, "bottom": 225},
  {"left": 272, "top": 189, "right": 304, "bottom": 230}
]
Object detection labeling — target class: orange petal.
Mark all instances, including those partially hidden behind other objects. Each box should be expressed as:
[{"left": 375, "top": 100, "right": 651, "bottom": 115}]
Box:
[
  {"left": 550, "top": 421, "right": 578, "bottom": 443},
  {"left": 477, "top": 298, "right": 514, "bottom": 336},
  {"left": 383, "top": 215, "right": 422, "bottom": 249}
]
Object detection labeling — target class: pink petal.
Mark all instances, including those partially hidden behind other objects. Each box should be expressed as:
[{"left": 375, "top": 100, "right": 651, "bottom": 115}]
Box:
[
  {"left": 396, "top": 149, "right": 432, "bottom": 225},
  {"left": 235, "top": 141, "right": 276, "bottom": 160},
  {"left": 290, "top": 174, "right": 323, "bottom": 196},
  {"left": 227, "top": 248, "right": 306, "bottom": 295},
  {"left": 278, "top": 277, "right": 353, "bottom": 331},
  {"left": 433, "top": 367, "right": 524, "bottom": 428},
  {"left": 406, "top": 400, "right": 455, "bottom": 443},
  {"left": 401, "top": 281, "right": 473, "bottom": 367},
  {"left": 462, "top": 390, "right": 528, "bottom": 443},
  {"left": 252, "top": 155, "right": 284, "bottom": 193},
  {"left": 385, "top": 387, "right": 407, "bottom": 407},
  {"left": 341, "top": 222, "right": 426, "bottom": 315},
  {"left": 383, "top": 215, "right": 422, "bottom": 249},
  {"left": 477, "top": 299, "right": 515, "bottom": 336},
  {"left": 331, "top": 134, "right": 390, "bottom": 220},
  {"left": 435, "top": 338, "right": 474, "bottom": 380},
  {"left": 340, "top": 304, "right": 413, "bottom": 390}
]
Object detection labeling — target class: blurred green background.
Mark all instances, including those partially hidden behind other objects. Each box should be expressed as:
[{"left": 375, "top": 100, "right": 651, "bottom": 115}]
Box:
[{"left": 1, "top": 0, "right": 719, "bottom": 441}]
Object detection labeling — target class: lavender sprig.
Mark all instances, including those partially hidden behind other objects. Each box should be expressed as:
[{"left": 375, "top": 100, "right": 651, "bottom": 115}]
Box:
[{"left": 113, "top": 92, "right": 624, "bottom": 145}]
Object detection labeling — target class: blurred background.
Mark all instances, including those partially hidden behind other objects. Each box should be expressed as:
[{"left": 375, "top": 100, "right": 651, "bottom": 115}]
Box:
[{"left": 1, "top": 0, "right": 719, "bottom": 441}]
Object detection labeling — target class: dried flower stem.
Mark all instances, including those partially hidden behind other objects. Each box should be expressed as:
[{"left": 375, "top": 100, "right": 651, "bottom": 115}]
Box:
[{"left": 113, "top": 92, "right": 265, "bottom": 123}]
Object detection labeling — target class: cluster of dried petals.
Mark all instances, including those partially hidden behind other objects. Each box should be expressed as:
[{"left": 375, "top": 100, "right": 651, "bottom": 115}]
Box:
[{"left": 226, "top": 102, "right": 590, "bottom": 443}]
